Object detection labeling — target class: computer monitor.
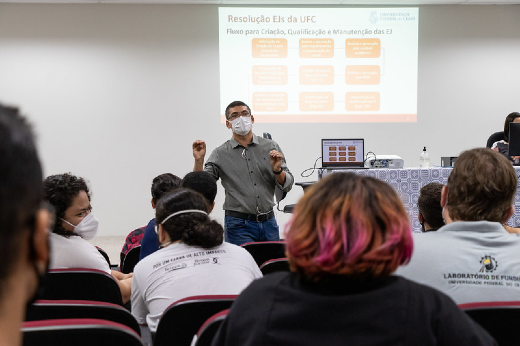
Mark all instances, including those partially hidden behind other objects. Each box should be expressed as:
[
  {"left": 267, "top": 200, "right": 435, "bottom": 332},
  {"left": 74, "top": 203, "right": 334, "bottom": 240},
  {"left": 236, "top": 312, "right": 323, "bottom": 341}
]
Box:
[
  {"left": 509, "top": 123, "right": 520, "bottom": 157},
  {"left": 321, "top": 139, "right": 365, "bottom": 168}
]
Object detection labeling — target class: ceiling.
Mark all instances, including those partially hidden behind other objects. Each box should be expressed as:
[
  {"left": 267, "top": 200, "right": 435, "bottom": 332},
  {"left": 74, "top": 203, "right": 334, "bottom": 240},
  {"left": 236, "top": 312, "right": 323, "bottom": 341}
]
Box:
[{"left": 1, "top": 0, "right": 520, "bottom": 4}]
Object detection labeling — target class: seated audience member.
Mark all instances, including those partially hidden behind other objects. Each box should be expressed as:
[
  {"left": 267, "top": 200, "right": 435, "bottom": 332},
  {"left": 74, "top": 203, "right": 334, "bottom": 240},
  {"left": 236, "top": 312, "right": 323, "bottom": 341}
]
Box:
[
  {"left": 0, "top": 104, "right": 51, "bottom": 345},
  {"left": 44, "top": 173, "right": 132, "bottom": 303},
  {"left": 211, "top": 173, "right": 495, "bottom": 346},
  {"left": 418, "top": 182, "right": 444, "bottom": 232},
  {"left": 131, "top": 188, "right": 261, "bottom": 333},
  {"left": 181, "top": 171, "right": 218, "bottom": 212},
  {"left": 492, "top": 111, "right": 520, "bottom": 165},
  {"left": 121, "top": 173, "right": 181, "bottom": 262},
  {"left": 397, "top": 148, "right": 520, "bottom": 304},
  {"left": 136, "top": 171, "right": 218, "bottom": 261}
]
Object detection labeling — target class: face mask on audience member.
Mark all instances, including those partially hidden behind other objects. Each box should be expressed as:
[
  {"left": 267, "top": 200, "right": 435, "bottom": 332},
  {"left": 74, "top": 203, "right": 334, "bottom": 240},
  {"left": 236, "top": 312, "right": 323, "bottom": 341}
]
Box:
[
  {"left": 230, "top": 116, "right": 252, "bottom": 136},
  {"left": 61, "top": 213, "right": 99, "bottom": 240}
]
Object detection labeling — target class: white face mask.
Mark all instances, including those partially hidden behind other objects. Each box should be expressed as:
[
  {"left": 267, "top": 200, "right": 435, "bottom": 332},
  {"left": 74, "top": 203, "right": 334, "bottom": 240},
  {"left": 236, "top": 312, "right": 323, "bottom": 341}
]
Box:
[
  {"left": 230, "top": 116, "right": 252, "bottom": 136},
  {"left": 61, "top": 213, "right": 99, "bottom": 240}
]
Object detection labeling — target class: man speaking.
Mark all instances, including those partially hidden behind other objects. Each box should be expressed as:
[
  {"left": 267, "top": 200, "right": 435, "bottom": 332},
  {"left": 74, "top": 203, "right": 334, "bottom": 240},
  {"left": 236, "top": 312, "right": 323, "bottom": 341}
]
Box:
[{"left": 193, "top": 101, "right": 294, "bottom": 245}]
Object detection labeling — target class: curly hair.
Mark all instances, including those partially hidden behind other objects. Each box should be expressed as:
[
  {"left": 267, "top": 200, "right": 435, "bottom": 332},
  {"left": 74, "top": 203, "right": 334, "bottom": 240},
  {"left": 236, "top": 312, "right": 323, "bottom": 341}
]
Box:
[
  {"left": 285, "top": 173, "right": 413, "bottom": 281},
  {"left": 151, "top": 173, "right": 181, "bottom": 204},
  {"left": 43, "top": 173, "right": 90, "bottom": 235},
  {"left": 156, "top": 188, "right": 223, "bottom": 248}
]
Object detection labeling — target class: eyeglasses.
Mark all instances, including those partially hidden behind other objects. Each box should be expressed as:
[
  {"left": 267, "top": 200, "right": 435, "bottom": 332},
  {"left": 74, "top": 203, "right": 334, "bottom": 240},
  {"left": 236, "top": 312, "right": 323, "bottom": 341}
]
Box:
[{"left": 228, "top": 111, "right": 251, "bottom": 121}]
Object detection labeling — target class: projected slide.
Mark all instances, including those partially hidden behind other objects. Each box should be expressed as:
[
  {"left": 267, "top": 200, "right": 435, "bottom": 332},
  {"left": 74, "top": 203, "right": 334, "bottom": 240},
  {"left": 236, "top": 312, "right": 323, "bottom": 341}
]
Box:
[{"left": 219, "top": 7, "right": 418, "bottom": 123}]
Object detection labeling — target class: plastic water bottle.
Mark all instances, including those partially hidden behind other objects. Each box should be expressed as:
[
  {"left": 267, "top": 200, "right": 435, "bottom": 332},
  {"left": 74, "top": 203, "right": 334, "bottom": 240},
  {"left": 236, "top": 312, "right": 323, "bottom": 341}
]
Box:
[{"left": 420, "top": 147, "right": 430, "bottom": 168}]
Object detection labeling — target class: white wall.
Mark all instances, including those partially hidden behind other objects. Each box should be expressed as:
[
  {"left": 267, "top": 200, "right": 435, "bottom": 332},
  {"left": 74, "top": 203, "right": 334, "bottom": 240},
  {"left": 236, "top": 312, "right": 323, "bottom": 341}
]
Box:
[{"left": 0, "top": 4, "right": 519, "bottom": 237}]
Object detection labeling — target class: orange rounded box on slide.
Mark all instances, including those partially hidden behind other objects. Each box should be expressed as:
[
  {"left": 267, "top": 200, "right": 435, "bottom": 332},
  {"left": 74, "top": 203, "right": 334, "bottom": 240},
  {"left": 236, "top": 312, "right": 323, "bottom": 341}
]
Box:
[
  {"left": 299, "top": 92, "right": 334, "bottom": 111},
  {"left": 253, "top": 92, "right": 288, "bottom": 112},
  {"left": 345, "top": 92, "right": 380, "bottom": 111},
  {"left": 252, "top": 66, "right": 288, "bottom": 85},
  {"left": 345, "top": 39, "right": 381, "bottom": 58},
  {"left": 252, "top": 39, "right": 288, "bottom": 58},
  {"left": 345, "top": 66, "right": 380, "bottom": 85},
  {"left": 299, "top": 39, "right": 334, "bottom": 58},
  {"left": 299, "top": 66, "right": 334, "bottom": 85}
]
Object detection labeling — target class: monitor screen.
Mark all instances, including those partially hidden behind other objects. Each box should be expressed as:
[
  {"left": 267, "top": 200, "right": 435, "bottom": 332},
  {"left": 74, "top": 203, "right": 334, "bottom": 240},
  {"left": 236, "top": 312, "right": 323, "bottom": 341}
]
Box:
[
  {"left": 509, "top": 123, "right": 520, "bottom": 157},
  {"left": 322, "top": 139, "right": 364, "bottom": 168}
]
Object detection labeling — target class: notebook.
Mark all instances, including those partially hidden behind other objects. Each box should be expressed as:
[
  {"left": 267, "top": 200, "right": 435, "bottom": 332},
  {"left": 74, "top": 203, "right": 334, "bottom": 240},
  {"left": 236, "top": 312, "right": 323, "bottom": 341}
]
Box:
[{"left": 321, "top": 139, "right": 365, "bottom": 168}]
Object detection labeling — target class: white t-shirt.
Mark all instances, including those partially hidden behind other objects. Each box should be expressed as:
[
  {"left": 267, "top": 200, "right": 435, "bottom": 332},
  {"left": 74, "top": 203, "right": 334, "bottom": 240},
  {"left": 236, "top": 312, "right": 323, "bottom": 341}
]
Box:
[
  {"left": 49, "top": 232, "right": 111, "bottom": 274},
  {"left": 131, "top": 241, "right": 262, "bottom": 332}
]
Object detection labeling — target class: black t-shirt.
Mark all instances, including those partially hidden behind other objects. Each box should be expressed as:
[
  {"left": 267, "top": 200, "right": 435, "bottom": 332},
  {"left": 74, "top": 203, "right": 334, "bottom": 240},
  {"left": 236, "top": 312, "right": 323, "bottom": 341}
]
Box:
[{"left": 211, "top": 272, "right": 496, "bottom": 346}]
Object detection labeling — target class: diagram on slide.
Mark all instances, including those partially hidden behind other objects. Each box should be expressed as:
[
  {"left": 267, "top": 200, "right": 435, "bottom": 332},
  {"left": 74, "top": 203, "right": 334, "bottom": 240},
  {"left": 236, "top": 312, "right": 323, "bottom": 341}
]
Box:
[{"left": 219, "top": 7, "right": 418, "bottom": 123}]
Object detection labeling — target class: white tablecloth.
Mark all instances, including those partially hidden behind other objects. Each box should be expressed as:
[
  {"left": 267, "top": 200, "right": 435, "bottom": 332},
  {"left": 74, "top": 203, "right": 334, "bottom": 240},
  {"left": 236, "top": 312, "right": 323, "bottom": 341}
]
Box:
[{"left": 319, "top": 167, "right": 520, "bottom": 232}]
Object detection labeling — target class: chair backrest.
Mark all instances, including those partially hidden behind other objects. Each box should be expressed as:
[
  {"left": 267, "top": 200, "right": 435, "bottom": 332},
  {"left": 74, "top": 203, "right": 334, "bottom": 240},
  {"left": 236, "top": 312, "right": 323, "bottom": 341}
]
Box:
[
  {"left": 26, "top": 299, "right": 140, "bottom": 335},
  {"left": 240, "top": 241, "right": 286, "bottom": 267},
  {"left": 194, "top": 309, "right": 229, "bottom": 346},
  {"left": 96, "top": 246, "right": 112, "bottom": 267},
  {"left": 43, "top": 268, "right": 123, "bottom": 305},
  {"left": 459, "top": 301, "right": 520, "bottom": 346},
  {"left": 154, "top": 295, "right": 237, "bottom": 346},
  {"left": 121, "top": 245, "right": 141, "bottom": 274},
  {"left": 259, "top": 258, "right": 290, "bottom": 275},
  {"left": 22, "top": 318, "right": 143, "bottom": 346},
  {"left": 486, "top": 131, "right": 505, "bottom": 148}
]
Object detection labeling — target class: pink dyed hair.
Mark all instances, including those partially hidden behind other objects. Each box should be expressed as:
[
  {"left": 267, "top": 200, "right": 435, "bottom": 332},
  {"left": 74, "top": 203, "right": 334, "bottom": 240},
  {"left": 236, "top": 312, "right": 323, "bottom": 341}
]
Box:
[{"left": 285, "top": 173, "right": 413, "bottom": 281}]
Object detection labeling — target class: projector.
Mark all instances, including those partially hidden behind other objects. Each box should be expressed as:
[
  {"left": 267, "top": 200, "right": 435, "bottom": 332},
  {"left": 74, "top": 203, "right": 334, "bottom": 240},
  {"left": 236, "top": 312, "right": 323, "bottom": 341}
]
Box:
[{"left": 365, "top": 155, "right": 404, "bottom": 169}]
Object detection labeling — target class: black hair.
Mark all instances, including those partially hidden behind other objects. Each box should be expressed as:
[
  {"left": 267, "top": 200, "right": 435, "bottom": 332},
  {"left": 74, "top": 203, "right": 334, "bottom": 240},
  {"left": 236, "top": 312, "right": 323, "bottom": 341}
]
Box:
[
  {"left": 418, "top": 183, "right": 444, "bottom": 230},
  {"left": 155, "top": 188, "right": 223, "bottom": 248},
  {"left": 0, "top": 103, "right": 43, "bottom": 294},
  {"left": 181, "top": 171, "right": 218, "bottom": 204},
  {"left": 504, "top": 112, "right": 520, "bottom": 143},
  {"left": 151, "top": 173, "right": 182, "bottom": 204},
  {"left": 225, "top": 101, "right": 251, "bottom": 120},
  {"left": 43, "top": 173, "right": 90, "bottom": 236}
]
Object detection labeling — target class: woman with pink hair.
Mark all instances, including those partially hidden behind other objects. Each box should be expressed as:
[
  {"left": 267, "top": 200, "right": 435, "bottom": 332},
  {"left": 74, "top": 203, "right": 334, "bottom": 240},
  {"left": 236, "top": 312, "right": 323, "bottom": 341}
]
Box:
[{"left": 211, "top": 173, "right": 495, "bottom": 346}]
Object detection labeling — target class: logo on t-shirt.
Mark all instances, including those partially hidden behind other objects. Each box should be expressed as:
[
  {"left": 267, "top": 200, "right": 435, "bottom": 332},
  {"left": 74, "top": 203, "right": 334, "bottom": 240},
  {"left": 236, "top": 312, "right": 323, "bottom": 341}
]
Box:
[{"left": 480, "top": 255, "right": 498, "bottom": 273}]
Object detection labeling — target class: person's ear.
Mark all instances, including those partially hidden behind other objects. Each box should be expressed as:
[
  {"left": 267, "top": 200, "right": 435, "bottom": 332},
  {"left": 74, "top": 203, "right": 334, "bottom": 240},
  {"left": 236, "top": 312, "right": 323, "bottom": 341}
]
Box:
[
  {"left": 418, "top": 213, "right": 424, "bottom": 223},
  {"left": 503, "top": 205, "right": 515, "bottom": 224},
  {"left": 250, "top": 115, "right": 255, "bottom": 124},
  {"left": 208, "top": 201, "right": 215, "bottom": 213},
  {"left": 226, "top": 120, "right": 232, "bottom": 129},
  {"left": 440, "top": 185, "right": 448, "bottom": 208},
  {"left": 151, "top": 198, "right": 155, "bottom": 209},
  {"left": 158, "top": 224, "right": 166, "bottom": 243},
  {"left": 32, "top": 209, "right": 50, "bottom": 270}
]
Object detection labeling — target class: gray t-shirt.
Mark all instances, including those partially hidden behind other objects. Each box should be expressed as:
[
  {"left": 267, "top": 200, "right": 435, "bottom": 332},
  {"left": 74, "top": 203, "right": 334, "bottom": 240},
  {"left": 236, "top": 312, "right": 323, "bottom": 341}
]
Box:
[
  {"left": 396, "top": 220, "right": 520, "bottom": 304},
  {"left": 204, "top": 133, "right": 294, "bottom": 214}
]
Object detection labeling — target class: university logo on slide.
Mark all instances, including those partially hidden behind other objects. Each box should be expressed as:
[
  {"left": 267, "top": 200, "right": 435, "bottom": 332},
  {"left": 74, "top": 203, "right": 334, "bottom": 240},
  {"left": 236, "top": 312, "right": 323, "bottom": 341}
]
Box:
[{"left": 479, "top": 255, "right": 498, "bottom": 273}]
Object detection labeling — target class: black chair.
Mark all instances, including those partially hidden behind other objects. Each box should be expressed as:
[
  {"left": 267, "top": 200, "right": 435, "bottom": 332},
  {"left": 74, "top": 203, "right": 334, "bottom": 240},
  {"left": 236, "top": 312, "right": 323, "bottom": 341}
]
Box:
[
  {"left": 486, "top": 131, "right": 504, "bottom": 148},
  {"left": 283, "top": 182, "right": 317, "bottom": 213},
  {"left": 26, "top": 299, "right": 140, "bottom": 335},
  {"left": 194, "top": 309, "right": 230, "bottom": 346},
  {"left": 96, "top": 246, "right": 112, "bottom": 267},
  {"left": 22, "top": 318, "right": 143, "bottom": 346},
  {"left": 459, "top": 301, "right": 520, "bottom": 346},
  {"left": 259, "top": 258, "right": 290, "bottom": 275},
  {"left": 154, "top": 295, "right": 237, "bottom": 346},
  {"left": 121, "top": 246, "right": 141, "bottom": 274},
  {"left": 240, "top": 241, "right": 286, "bottom": 267},
  {"left": 42, "top": 269, "right": 123, "bottom": 305}
]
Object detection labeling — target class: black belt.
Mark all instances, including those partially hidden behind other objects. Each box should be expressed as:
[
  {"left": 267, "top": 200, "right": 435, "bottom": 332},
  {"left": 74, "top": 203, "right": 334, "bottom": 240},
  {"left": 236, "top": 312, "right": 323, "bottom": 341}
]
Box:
[{"left": 225, "top": 210, "right": 274, "bottom": 222}]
